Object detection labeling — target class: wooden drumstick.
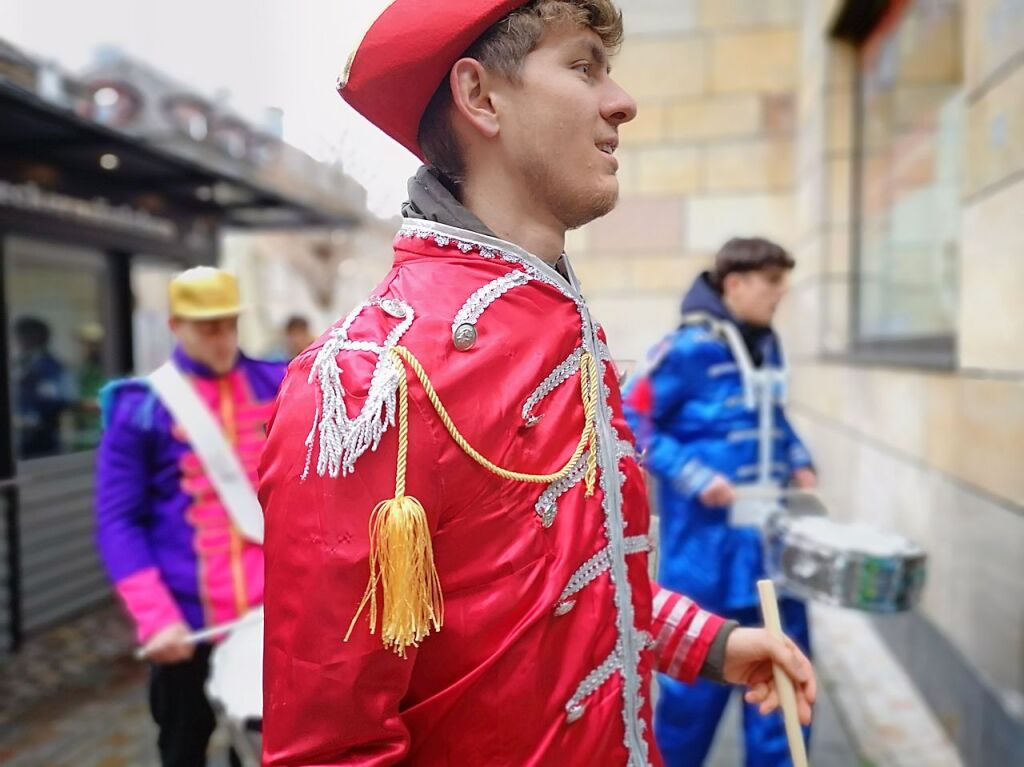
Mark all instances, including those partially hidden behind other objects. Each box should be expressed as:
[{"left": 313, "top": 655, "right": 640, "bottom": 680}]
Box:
[
  {"left": 133, "top": 611, "right": 261, "bottom": 660},
  {"left": 757, "top": 579, "right": 809, "bottom": 767}
]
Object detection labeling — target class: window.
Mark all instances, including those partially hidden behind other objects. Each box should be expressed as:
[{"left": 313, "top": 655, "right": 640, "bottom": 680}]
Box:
[
  {"left": 131, "top": 260, "right": 178, "bottom": 376},
  {"left": 5, "top": 237, "right": 114, "bottom": 459},
  {"left": 852, "top": 0, "right": 962, "bottom": 363}
]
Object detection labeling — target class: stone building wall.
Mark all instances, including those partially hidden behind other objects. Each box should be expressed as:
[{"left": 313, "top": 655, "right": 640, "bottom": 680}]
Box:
[
  {"left": 573, "top": 0, "right": 1023, "bottom": 761},
  {"left": 569, "top": 0, "right": 802, "bottom": 371},
  {"left": 777, "top": 0, "right": 1023, "bottom": 761}
]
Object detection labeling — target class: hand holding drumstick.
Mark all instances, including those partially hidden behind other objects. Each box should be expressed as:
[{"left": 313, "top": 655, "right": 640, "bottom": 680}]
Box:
[
  {"left": 719, "top": 585, "right": 816, "bottom": 748},
  {"left": 735, "top": 579, "right": 815, "bottom": 766}
]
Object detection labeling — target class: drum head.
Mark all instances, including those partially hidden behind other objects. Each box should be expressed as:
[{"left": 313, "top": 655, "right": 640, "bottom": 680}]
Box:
[{"left": 207, "top": 607, "right": 264, "bottom": 722}]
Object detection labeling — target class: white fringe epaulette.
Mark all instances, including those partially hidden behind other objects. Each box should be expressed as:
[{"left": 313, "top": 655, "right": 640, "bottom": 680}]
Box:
[{"left": 302, "top": 298, "right": 415, "bottom": 480}]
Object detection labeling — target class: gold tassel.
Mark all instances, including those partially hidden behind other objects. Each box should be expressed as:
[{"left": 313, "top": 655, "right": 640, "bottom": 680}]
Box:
[
  {"left": 356, "top": 494, "right": 443, "bottom": 657},
  {"left": 345, "top": 353, "right": 444, "bottom": 657}
]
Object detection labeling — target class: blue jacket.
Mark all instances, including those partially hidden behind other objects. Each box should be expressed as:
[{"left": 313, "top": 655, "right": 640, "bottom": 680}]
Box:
[{"left": 622, "top": 274, "right": 812, "bottom": 611}]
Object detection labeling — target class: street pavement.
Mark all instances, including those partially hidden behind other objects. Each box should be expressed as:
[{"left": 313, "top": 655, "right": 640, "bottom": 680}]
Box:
[
  {"left": 1, "top": 601, "right": 869, "bottom": 766},
  {"left": 0, "top": 602, "right": 236, "bottom": 767}
]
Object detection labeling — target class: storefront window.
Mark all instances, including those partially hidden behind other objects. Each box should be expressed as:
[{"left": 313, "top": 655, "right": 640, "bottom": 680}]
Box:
[
  {"left": 131, "top": 260, "right": 178, "bottom": 375},
  {"left": 5, "top": 237, "right": 113, "bottom": 459},
  {"left": 854, "top": 0, "right": 962, "bottom": 358}
]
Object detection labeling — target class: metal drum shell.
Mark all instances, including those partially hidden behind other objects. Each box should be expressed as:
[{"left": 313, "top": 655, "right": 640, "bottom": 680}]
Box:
[
  {"left": 207, "top": 609, "right": 264, "bottom": 722},
  {"left": 763, "top": 514, "right": 927, "bottom": 612}
]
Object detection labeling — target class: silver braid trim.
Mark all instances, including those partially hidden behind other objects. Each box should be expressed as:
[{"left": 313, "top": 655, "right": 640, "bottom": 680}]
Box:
[
  {"left": 302, "top": 298, "right": 414, "bottom": 480},
  {"left": 555, "top": 536, "right": 651, "bottom": 613},
  {"left": 534, "top": 448, "right": 590, "bottom": 528},
  {"left": 521, "top": 346, "right": 584, "bottom": 427},
  {"left": 451, "top": 270, "right": 530, "bottom": 335},
  {"left": 616, "top": 438, "right": 636, "bottom": 461},
  {"left": 398, "top": 221, "right": 580, "bottom": 304},
  {"left": 582, "top": 310, "right": 651, "bottom": 766},
  {"left": 565, "top": 641, "right": 623, "bottom": 722}
]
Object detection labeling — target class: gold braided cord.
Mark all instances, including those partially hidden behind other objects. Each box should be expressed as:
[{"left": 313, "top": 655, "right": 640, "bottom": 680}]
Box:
[
  {"left": 393, "top": 364, "right": 411, "bottom": 497},
  {"left": 345, "top": 344, "right": 601, "bottom": 656},
  {"left": 388, "top": 345, "right": 599, "bottom": 486}
]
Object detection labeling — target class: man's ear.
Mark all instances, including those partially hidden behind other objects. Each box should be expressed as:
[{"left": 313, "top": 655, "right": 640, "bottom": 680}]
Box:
[
  {"left": 721, "top": 272, "right": 741, "bottom": 297},
  {"left": 449, "top": 58, "right": 500, "bottom": 140}
]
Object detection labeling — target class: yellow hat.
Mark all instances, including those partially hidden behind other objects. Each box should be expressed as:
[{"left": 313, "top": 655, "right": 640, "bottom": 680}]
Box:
[
  {"left": 169, "top": 267, "right": 243, "bottom": 319},
  {"left": 77, "top": 322, "right": 105, "bottom": 343}
]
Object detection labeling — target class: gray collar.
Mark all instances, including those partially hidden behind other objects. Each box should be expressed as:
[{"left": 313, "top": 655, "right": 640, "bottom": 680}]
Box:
[
  {"left": 400, "top": 166, "right": 495, "bottom": 237},
  {"left": 400, "top": 165, "right": 573, "bottom": 285}
]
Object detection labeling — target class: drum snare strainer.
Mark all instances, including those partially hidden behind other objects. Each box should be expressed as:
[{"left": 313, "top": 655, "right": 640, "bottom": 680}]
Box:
[{"left": 764, "top": 514, "right": 926, "bottom": 612}]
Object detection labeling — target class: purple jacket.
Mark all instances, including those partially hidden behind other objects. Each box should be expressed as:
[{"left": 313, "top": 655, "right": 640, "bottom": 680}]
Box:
[{"left": 96, "top": 347, "right": 285, "bottom": 642}]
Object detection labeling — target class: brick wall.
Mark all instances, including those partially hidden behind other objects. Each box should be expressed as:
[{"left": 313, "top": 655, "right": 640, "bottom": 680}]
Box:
[{"left": 570, "top": 0, "right": 801, "bottom": 366}]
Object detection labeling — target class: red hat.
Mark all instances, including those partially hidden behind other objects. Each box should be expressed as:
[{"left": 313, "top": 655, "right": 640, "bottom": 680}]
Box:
[{"left": 338, "top": 0, "right": 529, "bottom": 160}]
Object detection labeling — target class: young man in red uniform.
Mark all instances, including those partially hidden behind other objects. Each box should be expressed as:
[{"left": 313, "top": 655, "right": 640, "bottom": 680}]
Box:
[{"left": 259, "top": 2, "right": 816, "bottom": 764}]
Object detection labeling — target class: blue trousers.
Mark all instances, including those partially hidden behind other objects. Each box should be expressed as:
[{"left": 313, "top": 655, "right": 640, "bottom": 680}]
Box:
[{"left": 655, "top": 598, "right": 811, "bottom": 767}]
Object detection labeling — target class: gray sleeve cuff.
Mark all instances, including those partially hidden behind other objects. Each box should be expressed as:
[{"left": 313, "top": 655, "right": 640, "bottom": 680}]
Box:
[{"left": 698, "top": 619, "right": 739, "bottom": 684}]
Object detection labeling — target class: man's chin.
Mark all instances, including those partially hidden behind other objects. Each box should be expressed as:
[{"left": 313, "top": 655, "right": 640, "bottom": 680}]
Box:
[
  {"left": 209, "top": 356, "right": 238, "bottom": 375},
  {"left": 594, "top": 177, "right": 621, "bottom": 216},
  {"left": 565, "top": 185, "right": 619, "bottom": 230}
]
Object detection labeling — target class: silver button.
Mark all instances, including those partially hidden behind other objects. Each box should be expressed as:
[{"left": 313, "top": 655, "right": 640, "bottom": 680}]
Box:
[
  {"left": 378, "top": 298, "right": 407, "bottom": 318},
  {"left": 566, "top": 704, "right": 586, "bottom": 723},
  {"left": 554, "top": 600, "right": 575, "bottom": 617},
  {"left": 453, "top": 323, "right": 477, "bottom": 351},
  {"left": 525, "top": 414, "right": 544, "bottom": 428}
]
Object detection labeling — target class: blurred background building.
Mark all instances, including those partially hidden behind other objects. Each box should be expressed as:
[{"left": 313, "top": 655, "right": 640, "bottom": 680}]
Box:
[
  {"left": 220, "top": 221, "right": 398, "bottom": 360},
  {"left": 565, "top": 1, "right": 1023, "bottom": 764},
  {"left": 0, "top": 37, "right": 375, "bottom": 664}
]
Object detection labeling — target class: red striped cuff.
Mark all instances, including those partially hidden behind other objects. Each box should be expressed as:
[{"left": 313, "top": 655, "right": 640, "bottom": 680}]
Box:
[{"left": 650, "top": 584, "right": 725, "bottom": 683}]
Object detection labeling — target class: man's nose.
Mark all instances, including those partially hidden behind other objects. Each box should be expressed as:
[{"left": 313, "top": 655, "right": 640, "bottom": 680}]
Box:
[{"left": 603, "top": 78, "right": 638, "bottom": 126}]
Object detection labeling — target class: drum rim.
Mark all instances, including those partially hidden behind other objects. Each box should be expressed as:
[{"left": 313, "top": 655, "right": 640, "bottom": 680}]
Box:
[
  {"left": 767, "top": 515, "right": 927, "bottom": 560},
  {"left": 764, "top": 519, "right": 928, "bottom": 612}
]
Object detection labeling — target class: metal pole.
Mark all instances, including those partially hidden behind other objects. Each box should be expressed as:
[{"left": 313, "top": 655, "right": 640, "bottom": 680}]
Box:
[
  {"left": 3, "top": 484, "right": 20, "bottom": 652},
  {"left": 108, "top": 251, "right": 134, "bottom": 376}
]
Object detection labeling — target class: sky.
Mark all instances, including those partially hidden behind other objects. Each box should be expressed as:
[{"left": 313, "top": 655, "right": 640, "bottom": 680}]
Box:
[{"left": 0, "top": 0, "right": 418, "bottom": 217}]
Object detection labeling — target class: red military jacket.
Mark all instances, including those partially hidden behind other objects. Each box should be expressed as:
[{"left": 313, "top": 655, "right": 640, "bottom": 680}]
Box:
[{"left": 259, "top": 219, "right": 724, "bottom": 766}]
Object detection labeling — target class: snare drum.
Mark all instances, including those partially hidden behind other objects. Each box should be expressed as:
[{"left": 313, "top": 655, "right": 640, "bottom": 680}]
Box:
[
  {"left": 764, "top": 515, "right": 926, "bottom": 612},
  {"left": 207, "top": 607, "right": 264, "bottom": 723}
]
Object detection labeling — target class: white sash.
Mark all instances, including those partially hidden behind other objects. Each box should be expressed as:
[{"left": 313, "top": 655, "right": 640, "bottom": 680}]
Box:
[{"left": 149, "top": 362, "right": 264, "bottom": 544}]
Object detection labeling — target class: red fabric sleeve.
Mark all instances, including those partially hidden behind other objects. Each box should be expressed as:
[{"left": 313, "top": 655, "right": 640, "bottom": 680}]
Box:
[
  {"left": 259, "top": 357, "right": 446, "bottom": 766},
  {"left": 649, "top": 582, "right": 725, "bottom": 683}
]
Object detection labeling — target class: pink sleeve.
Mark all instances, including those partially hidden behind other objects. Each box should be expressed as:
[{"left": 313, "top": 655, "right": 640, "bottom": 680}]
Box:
[
  {"left": 650, "top": 582, "right": 725, "bottom": 683},
  {"left": 115, "top": 566, "right": 185, "bottom": 643}
]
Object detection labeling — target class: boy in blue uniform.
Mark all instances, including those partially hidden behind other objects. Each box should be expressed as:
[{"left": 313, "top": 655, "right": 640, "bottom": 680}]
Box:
[{"left": 623, "top": 238, "right": 816, "bottom": 766}]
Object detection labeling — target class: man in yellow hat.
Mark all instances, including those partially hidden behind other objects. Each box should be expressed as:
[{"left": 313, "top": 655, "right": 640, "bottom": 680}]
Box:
[{"left": 95, "top": 266, "right": 286, "bottom": 767}]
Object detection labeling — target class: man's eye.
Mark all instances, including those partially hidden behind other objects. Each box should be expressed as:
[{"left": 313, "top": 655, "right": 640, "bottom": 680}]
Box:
[{"left": 573, "top": 62, "right": 591, "bottom": 75}]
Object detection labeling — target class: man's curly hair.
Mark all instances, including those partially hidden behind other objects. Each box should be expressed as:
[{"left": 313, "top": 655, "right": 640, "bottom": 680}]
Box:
[{"left": 419, "top": 1, "right": 624, "bottom": 183}]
